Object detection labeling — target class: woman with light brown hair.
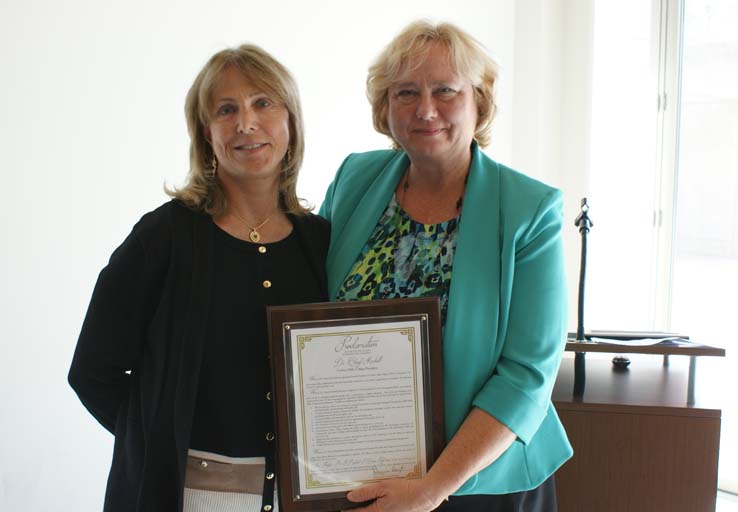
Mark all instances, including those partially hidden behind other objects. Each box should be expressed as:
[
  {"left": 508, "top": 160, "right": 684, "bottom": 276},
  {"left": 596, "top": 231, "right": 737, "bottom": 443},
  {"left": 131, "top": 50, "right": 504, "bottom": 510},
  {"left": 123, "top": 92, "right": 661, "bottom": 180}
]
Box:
[
  {"left": 321, "top": 20, "right": 571, "bottom": 511},
  {"left": 69, "top": 44, "right": 329, "bottom": 512}
]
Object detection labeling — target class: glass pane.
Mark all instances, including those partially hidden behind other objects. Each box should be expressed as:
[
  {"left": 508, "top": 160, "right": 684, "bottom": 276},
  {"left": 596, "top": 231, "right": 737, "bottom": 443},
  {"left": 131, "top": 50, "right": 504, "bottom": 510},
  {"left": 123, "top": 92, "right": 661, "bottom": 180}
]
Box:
[{"left": 672, "top": 0, "right": 738, "bottom": 492}]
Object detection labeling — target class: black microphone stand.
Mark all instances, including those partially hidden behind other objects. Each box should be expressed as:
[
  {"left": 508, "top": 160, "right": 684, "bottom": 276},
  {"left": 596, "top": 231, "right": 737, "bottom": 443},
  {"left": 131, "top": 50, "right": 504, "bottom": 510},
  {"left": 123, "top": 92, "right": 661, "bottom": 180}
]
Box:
[{"left": 573, "top": 198, "right": 593, "bottom": 396}]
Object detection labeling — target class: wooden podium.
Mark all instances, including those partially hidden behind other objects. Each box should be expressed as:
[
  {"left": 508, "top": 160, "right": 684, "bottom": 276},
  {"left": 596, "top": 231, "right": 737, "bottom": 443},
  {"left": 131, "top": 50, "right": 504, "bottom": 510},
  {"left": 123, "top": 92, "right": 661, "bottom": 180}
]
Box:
[{"left": 553, "top": 350, "right": 723, "bottom": 512}]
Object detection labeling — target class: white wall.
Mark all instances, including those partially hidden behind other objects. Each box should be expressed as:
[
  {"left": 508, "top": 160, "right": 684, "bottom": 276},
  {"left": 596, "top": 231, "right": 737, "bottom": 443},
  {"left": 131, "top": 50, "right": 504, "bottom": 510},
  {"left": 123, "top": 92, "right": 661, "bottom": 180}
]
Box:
[
  {"left": 508, "top": 0, "right": 595, "bottom": 333},
  {"left": 0, "top": 1, "right": 587, "bottom": 510}
]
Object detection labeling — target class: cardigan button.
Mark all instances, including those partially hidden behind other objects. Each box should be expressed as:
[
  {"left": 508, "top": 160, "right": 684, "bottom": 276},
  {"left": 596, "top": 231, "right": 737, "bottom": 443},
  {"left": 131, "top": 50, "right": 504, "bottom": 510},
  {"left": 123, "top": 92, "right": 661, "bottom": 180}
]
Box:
[
  {"left": 266, "top": 472, "right": 275, "bottom": 480},
  {"left": 263, "top": 506, "right": 272, "bottom": 511},
  {"left": 266, "top": 432, "right": 275, "bottom": 441},
  {"left": 263, "top": 280, "right": 272, "bottom": 289},
  {"left": 258, "top": 246, "right": 267, "bottom": 254},
  {"left": 266, "top": 391, "right": 272, "bottom": 401},
  {"left": 200, "top": 461, "right": 208, "bottom": 468}
]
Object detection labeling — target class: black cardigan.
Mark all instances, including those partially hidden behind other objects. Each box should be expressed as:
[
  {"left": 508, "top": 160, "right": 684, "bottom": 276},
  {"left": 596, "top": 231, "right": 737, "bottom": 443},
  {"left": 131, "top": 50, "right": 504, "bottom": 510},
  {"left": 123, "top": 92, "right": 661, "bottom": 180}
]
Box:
[{"left": 68, "top": 200, "right": 330, "bottom": 511}]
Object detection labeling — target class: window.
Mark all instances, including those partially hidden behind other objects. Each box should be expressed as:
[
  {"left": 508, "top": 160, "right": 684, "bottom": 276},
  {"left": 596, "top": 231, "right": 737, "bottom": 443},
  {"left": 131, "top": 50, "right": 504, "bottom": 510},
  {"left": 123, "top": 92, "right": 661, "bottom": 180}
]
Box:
[
  {"left": 670, "top": 0, "right": 738, "bottom": 493},
  {"left": 587, "top": 0, "right": 738, "bottom": 492}
]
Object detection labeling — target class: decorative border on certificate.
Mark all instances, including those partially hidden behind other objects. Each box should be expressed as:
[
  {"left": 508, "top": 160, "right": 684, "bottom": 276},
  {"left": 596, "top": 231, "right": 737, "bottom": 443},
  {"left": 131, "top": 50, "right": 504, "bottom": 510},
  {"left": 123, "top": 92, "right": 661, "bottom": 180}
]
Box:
[
  {"left": 291, "top": 320, "right": 427, "bottom": 493},
  {"left": 267, "top": 298, "right": 445, "bottom": 512}
]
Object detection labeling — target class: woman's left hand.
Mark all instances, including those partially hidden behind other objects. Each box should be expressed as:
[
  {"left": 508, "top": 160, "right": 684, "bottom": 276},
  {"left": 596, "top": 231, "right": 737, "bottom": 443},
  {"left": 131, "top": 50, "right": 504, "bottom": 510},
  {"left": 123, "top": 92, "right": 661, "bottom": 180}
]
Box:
[
  {"left": 343, "top": 408, "right": 516, "bottom": 512},
  {"left": 345, "top": 477, "right": 443, "bottom": 512}
]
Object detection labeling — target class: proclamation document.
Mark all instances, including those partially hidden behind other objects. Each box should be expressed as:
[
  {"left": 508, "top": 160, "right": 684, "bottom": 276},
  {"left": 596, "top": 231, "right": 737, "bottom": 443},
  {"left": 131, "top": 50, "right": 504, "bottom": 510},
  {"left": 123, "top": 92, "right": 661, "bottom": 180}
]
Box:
[
  {"left": 268, "top": 298, "right": 443, "bottom": 512},
  {"left": 288, "top": 320, "right": 427, "bottom": 495}
]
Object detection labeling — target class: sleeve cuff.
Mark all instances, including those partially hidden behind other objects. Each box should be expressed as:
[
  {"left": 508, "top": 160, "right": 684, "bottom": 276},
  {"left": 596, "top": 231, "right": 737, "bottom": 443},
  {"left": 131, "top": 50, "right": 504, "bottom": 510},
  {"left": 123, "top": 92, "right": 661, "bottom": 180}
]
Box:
[{"left": 471, "top": 376, "right": 548, "bottom": 444}]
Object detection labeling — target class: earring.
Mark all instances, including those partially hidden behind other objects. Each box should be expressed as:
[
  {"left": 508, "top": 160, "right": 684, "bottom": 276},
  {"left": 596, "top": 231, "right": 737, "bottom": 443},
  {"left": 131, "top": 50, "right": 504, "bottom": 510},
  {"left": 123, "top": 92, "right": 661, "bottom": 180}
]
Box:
[{"left": 207, "top": 155, "right": 217, "bottom": 178}]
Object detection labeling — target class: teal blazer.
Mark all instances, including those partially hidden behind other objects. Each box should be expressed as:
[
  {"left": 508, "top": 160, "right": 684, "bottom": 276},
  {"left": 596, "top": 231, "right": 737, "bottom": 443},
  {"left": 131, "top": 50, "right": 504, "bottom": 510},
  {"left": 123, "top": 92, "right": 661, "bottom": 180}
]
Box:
[{"left": 319, "top": 143, "right": 572, "bottom": 494}]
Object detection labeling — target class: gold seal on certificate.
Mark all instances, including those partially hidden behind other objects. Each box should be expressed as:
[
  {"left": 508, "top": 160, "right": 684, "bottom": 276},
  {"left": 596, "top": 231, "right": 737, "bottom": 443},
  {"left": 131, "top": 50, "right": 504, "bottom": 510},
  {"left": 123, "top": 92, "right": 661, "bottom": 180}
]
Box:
[{"left": 267, "top": 297, "right": 445, "bottom": 512}]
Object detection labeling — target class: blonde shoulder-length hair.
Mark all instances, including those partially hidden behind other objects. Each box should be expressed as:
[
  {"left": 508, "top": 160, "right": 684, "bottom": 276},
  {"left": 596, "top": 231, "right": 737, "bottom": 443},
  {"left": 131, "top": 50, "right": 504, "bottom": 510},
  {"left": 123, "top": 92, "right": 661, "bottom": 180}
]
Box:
[
  {"left": 167, "top": 44, "right": 309, "bottom": 216},
  {"left": 367, "top": 20, "right": 499, "bottom": 149}
]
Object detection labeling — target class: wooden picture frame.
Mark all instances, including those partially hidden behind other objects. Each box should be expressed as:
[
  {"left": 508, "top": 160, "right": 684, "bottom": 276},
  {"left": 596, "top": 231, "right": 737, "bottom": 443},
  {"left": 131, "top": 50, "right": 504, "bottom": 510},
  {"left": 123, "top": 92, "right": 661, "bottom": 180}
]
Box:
[{"left": 267, "top": 297, "right": 445, "bottom": 512}]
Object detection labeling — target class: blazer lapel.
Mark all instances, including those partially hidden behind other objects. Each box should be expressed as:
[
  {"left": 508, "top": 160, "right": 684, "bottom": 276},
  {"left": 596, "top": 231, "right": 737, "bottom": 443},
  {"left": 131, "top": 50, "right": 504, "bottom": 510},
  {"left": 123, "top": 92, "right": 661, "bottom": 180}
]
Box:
[
  {"left": 327, "top": 152, "right": 409, "bottom": 298},
  {"left": 443, "top": 145, "right": 501, "bottom": 413}
]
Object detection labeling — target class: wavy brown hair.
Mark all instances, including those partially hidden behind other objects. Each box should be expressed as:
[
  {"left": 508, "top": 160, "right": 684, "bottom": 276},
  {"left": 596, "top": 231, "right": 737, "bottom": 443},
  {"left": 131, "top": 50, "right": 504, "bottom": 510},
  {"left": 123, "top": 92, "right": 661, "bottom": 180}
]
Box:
[{"left": 167, "top": 44, "right": 309, "bottom": 216}]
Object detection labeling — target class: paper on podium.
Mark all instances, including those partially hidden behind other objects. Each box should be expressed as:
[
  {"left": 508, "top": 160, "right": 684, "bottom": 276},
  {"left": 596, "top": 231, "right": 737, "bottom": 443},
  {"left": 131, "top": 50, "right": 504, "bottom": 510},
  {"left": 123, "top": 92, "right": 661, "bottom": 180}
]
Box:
[{"left": 591, "top": 336, "right": 691, "bottom": 347}]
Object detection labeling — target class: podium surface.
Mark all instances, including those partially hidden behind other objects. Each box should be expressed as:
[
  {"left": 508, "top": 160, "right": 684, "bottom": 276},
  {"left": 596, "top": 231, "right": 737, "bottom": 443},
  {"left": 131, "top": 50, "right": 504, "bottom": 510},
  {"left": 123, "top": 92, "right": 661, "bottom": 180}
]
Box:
[{"left": 553, "top": 356, "right": 721, "bottom": 511}]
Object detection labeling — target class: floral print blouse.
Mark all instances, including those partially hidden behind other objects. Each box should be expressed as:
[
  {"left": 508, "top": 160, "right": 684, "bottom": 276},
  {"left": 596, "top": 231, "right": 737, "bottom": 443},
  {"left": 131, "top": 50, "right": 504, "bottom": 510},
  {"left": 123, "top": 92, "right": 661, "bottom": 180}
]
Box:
[{"left": 336, "top": 195, "right": 459, "bottom": 326}]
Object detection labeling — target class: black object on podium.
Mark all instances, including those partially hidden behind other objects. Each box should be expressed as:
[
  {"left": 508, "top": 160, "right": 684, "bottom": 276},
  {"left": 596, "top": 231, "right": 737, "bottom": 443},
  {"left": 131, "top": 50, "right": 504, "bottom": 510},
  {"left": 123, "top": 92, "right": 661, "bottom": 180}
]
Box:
[{"left": 573, "top": 198, "right": 593, "bottom": 396}]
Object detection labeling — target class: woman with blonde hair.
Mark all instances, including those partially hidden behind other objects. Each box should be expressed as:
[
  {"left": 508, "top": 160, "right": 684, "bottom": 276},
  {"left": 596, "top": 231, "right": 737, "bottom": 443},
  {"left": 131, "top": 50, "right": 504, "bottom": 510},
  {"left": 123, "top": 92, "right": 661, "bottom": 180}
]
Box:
[
  {"left": 321, "top": 20, "right": 571, "bottom": 511},
  {"left": 69, "top": 44, "right": 329, "bottom": 512}
]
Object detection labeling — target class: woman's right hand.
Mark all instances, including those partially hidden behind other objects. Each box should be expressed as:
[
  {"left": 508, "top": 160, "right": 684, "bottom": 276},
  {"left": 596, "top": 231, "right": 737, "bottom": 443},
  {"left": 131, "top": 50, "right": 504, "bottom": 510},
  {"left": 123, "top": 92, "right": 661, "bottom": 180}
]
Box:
[{"left": 344, "top": 475, "right": 443, "bottom": 512}]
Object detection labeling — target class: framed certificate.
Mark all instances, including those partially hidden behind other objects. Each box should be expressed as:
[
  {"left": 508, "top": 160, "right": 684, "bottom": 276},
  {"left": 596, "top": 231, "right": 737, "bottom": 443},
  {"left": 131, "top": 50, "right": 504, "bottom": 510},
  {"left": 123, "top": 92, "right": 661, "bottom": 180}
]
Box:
[{"left": 267, "top": 297, "right": 445, "bottom": 512}]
